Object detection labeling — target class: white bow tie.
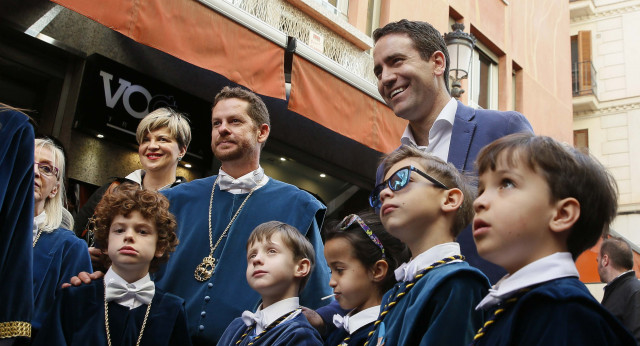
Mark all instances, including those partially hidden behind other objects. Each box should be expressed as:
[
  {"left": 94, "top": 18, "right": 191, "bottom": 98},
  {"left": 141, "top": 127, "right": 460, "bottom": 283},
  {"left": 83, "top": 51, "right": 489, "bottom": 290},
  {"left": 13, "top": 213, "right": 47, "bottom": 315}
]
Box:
[
  {"left": 105, "top": 280, "right": 154, "bottom": 305},
  {"left": 241, "top": 310, "right": 266, "bottom": 328},
  {"left": 394, "top": 262, "right": 411, "bottom": 281},
  {"left": 333, "top": 314, "right": 350, "bottom": 333},
  {"left": 218, "top": 174, "right": 257, "bottom": 191}
]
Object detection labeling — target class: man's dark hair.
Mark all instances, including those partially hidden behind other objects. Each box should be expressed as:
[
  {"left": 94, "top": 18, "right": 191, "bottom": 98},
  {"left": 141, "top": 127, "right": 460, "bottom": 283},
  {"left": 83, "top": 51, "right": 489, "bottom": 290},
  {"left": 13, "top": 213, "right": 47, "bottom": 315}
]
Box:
[
  {"left": 601, "top": 237, "right": 634, "bottom": 271},
  {"left": 373, "top": 19, "right": 450, "bottom": 94}
]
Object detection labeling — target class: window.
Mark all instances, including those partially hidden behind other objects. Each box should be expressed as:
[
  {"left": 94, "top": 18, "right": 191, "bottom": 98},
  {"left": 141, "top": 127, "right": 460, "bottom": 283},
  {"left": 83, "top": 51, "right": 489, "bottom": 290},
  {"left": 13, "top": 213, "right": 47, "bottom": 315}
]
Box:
[
  {"left": 573, "top": 129, "right": 589, "bottom": 154},
  {"left": 366, "top": 0, "right": 381, "bottom": 37},
  {"left": 320, "top": 0, "right": 349, "bottom": 20},
  {"left": 512, "top": 61, "right": 522, "bottom": 112},
  {"left": 571, "top": 31, "right": 596, "bottom": 96},
  {"left": 468, "top": 43, "right": 499, "bottom": 110}
]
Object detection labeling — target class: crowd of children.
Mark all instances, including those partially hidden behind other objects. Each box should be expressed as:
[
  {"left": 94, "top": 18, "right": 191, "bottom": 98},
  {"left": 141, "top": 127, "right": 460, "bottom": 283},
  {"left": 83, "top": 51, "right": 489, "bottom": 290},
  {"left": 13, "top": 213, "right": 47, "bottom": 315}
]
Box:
[{"left": 23, "top": 132, "right": 636, "bottom": 345}]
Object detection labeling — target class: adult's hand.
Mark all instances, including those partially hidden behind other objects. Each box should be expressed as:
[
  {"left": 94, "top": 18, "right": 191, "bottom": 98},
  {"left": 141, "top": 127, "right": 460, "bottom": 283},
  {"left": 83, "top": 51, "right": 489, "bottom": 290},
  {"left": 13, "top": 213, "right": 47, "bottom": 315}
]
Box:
[
  {"left": 61, "top": 271, "right": 104, "bottom": 288},
  {"left": 89, "top": 246, "right": 103, "bottom": 264},
  {"left": 301, "top": 306, "right": 326, "bottom": 335}
]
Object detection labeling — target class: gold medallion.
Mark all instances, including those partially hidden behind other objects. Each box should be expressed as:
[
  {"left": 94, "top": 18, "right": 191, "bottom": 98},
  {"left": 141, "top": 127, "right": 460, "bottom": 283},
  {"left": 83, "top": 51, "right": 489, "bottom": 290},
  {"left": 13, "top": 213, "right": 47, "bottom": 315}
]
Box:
[{"left": 194, "top": 256, "right": 216, "bottom": 282}]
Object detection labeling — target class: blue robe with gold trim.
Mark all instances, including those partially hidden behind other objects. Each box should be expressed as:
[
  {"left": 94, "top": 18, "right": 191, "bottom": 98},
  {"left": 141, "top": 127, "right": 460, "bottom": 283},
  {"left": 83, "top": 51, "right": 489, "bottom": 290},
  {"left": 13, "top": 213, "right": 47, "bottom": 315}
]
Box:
[
  {"left": 33, "top": 278, "right": 191, "bottom": 346},
  {"left": 218, "top": 312, "right": 322, "bottom": 346},
  {"left": 0, "top": 109, "right": 34, "bottom": 339},
  {"left": 366, "top": 262, "right": 489, "bottom": 346},
  {"left": 157, "top": 176, "right": 331, "bottom": 345}
]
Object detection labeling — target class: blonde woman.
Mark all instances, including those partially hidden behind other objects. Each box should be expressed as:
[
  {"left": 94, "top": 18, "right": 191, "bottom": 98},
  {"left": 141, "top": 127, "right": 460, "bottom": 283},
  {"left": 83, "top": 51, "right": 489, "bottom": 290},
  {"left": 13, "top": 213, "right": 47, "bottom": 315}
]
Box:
[
  {"left": 32, "top": 138, "right": 92, "bottom": 334},
  {"left": 74, "top": 108, "right": 192, "bottom": 241}
]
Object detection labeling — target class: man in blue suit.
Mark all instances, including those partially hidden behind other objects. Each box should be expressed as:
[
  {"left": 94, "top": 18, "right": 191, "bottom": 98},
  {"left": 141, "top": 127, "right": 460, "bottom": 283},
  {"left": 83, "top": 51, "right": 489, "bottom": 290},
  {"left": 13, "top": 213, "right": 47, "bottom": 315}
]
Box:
[{"left": 372, "top": 19, "right": 533, "bottom": 283}]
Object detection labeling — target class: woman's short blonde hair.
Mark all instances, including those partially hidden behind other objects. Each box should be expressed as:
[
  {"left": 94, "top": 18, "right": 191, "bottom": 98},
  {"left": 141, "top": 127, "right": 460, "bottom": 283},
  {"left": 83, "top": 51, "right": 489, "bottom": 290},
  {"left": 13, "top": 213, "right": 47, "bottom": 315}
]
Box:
[{"left": 135, "top": 108, "right": 192, "bottom": 151}]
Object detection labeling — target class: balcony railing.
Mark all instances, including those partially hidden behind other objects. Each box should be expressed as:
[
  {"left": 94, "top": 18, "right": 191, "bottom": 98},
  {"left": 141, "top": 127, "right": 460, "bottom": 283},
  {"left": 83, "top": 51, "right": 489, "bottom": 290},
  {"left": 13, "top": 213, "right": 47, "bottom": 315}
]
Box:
[{"left": 572, "top": 61, "right": 597, "bottom": 96}]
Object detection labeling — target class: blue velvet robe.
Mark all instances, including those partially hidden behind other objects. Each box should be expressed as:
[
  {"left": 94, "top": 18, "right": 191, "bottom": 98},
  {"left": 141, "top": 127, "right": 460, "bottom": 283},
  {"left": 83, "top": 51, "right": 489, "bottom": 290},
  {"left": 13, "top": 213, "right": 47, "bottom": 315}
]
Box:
[
  {"left": 0, "top": 109, "right": 34, "bottom": 339},
  {"left": 218, "top": 312, "right": 322, "bottom": 346},
  {"left": 33, "top": 278, "right": 191, "bottom": 346},
  {"left": 32, "top": 227, "right": 92, "bottom": 333},
  {"left": 473, "top": 277, "right": 636, "bottom": 346},
  {"left": 366, "top": 262, "right": 489, "bottom": 346},
  {"left": 324, "top": 321, "right": 374, "bottom": 346},
  {"left": 158, "top": 176, "right": 331, "bottom": 345}
]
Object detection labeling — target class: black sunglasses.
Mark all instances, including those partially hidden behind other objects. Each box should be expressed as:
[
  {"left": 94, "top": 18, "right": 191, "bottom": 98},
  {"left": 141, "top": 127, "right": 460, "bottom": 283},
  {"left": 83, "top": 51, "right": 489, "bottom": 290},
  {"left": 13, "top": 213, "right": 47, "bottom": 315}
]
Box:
[{"left": 369, "top": 165, "right": 449, "bottom": 209}]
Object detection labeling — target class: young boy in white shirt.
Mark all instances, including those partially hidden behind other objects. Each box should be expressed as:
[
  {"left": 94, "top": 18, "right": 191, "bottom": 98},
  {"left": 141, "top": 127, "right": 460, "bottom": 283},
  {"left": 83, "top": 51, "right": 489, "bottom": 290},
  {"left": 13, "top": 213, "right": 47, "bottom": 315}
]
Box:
[
  {"left": 34, "top": 187, "right": 190, "bottom": 346},
  {"left": 471, "top": 133, "right": 634, "bottom": 345},
  {"left": 218, "top": 221, "right": 323, "bottom": 346}
]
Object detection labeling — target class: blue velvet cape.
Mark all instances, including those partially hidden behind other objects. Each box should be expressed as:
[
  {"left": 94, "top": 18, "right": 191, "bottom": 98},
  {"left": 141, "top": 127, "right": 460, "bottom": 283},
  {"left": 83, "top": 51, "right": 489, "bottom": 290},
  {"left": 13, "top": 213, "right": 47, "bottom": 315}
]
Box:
[
  {"left": 218, "top": 312, "right": 322, "bottom": 346},
  {"left": 33, "top": 278, "right": 191, "bottom": 346},
  {"left": 473, "top": 277, "right": 636, "bottom": 346},
  {"left": 324, "top": 321, "right": 374, "bottom": 346},
  {"left": 0, "top": 109, "right": 34, "bottom": 339},
  {"left": 158, "top": 176, "right": 331, "bottom": 345},
  {"left": 366, "top": 261, "right": 489, "bottom": 346},
  {"left": 32, "top": 227, "right": 92, "bottom": 333}
]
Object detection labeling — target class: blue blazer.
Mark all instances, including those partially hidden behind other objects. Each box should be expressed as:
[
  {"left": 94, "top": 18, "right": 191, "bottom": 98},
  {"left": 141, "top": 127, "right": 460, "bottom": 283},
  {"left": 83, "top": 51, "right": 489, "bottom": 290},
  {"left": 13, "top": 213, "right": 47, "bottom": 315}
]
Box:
[{"left": 376, "top": 101, "right": 533, "bottom": 283}]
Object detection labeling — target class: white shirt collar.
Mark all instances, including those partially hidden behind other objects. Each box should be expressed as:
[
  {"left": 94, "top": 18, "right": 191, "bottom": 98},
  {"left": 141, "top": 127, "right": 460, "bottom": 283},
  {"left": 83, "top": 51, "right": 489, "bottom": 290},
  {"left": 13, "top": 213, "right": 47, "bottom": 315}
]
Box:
[
  {"left": 394, "top": 242, "right": 462, "bottom": 282},
  {"left": 104, "top": 267, "right": 154, "bottom": 309},
  {"left": 345, "top": 306, "right": 380, "bottom": 334},
  {"left": 400, "top": 98, "right": 457, "bottom": 161},
  {"left": 124, "top": 169, "right": 145, "bottom": 185},
  {"left": 33, "top": 211, "right": 47, "bottom": 240},
  {"left": 254, "top": 297, "right": 300, "bottom": 334},
  {"left": 218, "top": 166, "right": 268, "bottom": 194},
  {"left": 476, "top": 252, "right": 579, "bottom": 310}
]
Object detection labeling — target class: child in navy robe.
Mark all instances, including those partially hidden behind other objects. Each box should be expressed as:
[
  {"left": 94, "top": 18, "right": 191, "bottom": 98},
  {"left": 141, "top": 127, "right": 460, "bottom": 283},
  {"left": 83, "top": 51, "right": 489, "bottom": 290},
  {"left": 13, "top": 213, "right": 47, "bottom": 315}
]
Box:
[
  {"left": 218, "top": 221, "right": 323, "bottom": 346},
  {"left": 34, "top": 187, "right": 191, "bottom": 346},
  {"left": 367, "top": 145, "right": 490, "bottom": 345},
  {"left": 471, "top": 133, "right": 635, "bottom": 345},
  {"left": 322, "top": 211, "right": 409, "bottom": 346}
]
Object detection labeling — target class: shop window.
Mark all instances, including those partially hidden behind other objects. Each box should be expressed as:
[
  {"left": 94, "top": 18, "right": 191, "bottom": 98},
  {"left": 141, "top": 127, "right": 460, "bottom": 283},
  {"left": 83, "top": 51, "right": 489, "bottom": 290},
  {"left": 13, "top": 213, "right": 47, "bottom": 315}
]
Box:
[{"left": 468, "top": 45, "right": 499, "bottom": 110}]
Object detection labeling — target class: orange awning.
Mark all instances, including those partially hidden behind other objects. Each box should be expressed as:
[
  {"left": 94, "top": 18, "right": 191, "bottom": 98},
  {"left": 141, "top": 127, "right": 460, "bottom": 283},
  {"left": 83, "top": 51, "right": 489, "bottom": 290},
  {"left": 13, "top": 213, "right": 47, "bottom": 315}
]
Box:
[
  {"left": 52, "top": 0, "right": 286, "bottom": 100},
  {"left": 288, "top": 55, "right": 406, "bottom": 154}
]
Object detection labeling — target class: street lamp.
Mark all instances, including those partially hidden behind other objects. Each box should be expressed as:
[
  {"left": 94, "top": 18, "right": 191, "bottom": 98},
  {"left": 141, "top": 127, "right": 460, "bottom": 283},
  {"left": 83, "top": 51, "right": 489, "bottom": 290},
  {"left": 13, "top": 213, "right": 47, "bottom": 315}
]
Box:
[{"left": 443, "top": 23, "right": 476, "bottom": 99}]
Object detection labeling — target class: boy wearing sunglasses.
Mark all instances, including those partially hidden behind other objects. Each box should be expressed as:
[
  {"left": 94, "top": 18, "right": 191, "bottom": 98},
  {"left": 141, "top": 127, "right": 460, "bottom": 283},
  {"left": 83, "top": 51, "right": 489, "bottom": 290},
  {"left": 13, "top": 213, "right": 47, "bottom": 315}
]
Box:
[{"left": 367, "top": 145, "right": 489, "bottom": 346}]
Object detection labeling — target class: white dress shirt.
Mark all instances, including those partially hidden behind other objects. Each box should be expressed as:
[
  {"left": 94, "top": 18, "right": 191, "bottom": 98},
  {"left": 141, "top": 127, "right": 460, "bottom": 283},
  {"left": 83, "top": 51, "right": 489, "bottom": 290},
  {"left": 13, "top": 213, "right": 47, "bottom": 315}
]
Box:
[
  {"left": 333, "top": 305, "right": 380, "bottom": 334},
  {"left": 400, "top": 97, "right": 457, "bottom": 161},
  {"left": 33, "top": 211, "right": 47, "bottom": 240},
  {"left": 218, "top": 166, "right": 268, "bottom": 194},
  {"left": 104, "top": 267, "right": 155, "bottom": 309},
  {"left": 394, "top": 242, "right": 462, "bottom": 282},
  {"left": 242, "top": 297, "right": 300, "bottom": 334},
  {"left": 475, "top": 252, "right": 579, "bottom": 310}
]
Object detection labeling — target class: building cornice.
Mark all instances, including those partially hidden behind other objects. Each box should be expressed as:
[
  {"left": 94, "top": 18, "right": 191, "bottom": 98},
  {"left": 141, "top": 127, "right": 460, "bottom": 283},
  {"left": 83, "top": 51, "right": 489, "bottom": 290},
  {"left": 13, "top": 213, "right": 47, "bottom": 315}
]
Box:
[
  {"left": 573, "top": 100, "right": 640, "bottom": 118},
  {"left": 571, "top": 1, "right": 640, "bottom": 23}
]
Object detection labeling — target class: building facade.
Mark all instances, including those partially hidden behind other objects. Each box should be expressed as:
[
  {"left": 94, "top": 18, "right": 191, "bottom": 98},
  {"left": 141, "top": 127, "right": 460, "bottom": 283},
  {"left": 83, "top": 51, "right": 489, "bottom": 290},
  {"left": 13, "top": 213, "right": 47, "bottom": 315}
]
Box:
[{"left": 0, "top": 1, "right": 571, "bottom": 220}]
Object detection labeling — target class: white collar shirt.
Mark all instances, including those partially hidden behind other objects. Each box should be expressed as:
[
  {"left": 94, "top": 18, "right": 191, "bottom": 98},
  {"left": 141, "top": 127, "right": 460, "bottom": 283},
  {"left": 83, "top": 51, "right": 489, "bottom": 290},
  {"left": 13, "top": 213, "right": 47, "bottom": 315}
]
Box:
[
  {"left": 333, "top": 305, "right": 380, "bottom": 334},
  {"left": 476, "top": 252, "right": 579, "bottom": 310},
  {"left": 218, "top": 166, "right": 268, "bottom": 194},
  {"left": 33, "top": 211, "right": 47, "bottom": 240},
  {"left": 394, "top": 242, "right": 462, "bottom": 282},
  {"left": 249, "top": 297, "right": 300, "bottom": 334},
  {"left": 400, "top": 97, "right": 457, "bottom": 161},
  {"left": 104, "top": 267, "right": 155, "bottom": 310}
]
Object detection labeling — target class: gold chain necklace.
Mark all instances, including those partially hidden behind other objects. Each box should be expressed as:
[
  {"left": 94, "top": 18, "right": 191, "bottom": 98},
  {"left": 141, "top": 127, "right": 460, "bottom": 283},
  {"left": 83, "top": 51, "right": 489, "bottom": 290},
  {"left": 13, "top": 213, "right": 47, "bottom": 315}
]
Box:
[
  {"left": 104, "top": 283, "right": 152, "bottom": 346},
  {"left": 33, "top": 229, "right": 44, "bottom": 247},
  {"left": 194, "top": 177, "right": 256, "bottom": 282}
]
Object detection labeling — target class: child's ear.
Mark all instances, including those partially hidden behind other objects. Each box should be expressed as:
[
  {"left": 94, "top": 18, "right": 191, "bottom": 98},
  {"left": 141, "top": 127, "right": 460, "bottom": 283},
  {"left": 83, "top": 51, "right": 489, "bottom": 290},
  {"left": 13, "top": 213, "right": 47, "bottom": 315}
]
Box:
[
  {"left": 370, "top": 259, "right": 389, "bottom": 283},
  {"left": 155, "top": 245, "right": 166, "bottom": 258},
  {"left": 549, "top": 197, "right": 580, "bottom": 233},
  {"left": 294, "top": 258, "right": 311, "bottom": 278},
  {"left": 441, "top": 188, "right": 463, "bottom": 212}
]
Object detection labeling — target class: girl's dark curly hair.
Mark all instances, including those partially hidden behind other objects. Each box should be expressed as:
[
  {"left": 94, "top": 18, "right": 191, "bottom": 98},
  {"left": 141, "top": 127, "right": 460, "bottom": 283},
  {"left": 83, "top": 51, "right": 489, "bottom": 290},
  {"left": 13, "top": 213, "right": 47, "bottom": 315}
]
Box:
[{"left": 93, "top": 185, "right": 178, "bottom": 272}]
